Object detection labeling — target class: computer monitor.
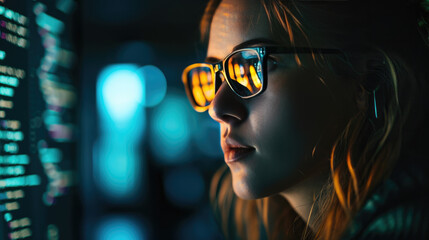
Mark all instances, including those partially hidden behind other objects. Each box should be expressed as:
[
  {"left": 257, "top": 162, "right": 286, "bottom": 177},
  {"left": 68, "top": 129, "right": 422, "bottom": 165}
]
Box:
[{"left": 1, "top": 0, "right": 78, "bottom": 239}]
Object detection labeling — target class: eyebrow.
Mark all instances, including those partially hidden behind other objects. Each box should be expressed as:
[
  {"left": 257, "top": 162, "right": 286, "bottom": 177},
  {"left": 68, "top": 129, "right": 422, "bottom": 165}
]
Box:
[
  {"left": 205, "top": 57, "right": 220, "bottom": 64},
  {"left": 205, "top": 38, "right": 281, "bottom": 63},
  {"left": 232, "top": 38, "right": 280, "bottom": 51}
]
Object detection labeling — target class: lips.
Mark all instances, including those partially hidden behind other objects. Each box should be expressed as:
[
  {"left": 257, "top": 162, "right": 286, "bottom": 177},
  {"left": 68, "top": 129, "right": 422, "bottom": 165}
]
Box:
[{"left": 222, "top": 138, "right": 255, "bottom": 163}]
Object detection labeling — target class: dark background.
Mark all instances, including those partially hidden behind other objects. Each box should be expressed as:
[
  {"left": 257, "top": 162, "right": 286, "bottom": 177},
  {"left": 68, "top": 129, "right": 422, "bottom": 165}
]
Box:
[
  {"left": 0, "top": 0, "right": 226, "bottom": 239},
  {"left": 79, "top": 0, "right": 225, "bottom": 240}
]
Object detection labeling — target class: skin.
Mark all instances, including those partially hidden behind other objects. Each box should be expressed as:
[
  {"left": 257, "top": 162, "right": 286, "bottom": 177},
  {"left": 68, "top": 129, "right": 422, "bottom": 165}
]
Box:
[{"left": 207, "top": 0, "right": 355, "bottom": 230}]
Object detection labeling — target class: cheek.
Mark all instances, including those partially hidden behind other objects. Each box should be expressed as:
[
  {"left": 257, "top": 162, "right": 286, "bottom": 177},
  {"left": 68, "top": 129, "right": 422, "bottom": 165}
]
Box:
[
  {"left": 250, "top": 68, "right": 337, "bottom": 161},
  {"left": 273, "top": 69, "right": 336, "bottom": 146},
  {"left": 249, "top": 76, "right": 307, "bottom": 174},
  {"left": 230, "top": 69, "right": 344, "bottom": 197}
]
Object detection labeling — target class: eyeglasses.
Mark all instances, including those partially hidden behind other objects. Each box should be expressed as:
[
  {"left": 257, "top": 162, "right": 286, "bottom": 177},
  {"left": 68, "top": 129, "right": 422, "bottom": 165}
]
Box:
[{"left": 182, "top": 46, "right": 341, "bottom": 112}]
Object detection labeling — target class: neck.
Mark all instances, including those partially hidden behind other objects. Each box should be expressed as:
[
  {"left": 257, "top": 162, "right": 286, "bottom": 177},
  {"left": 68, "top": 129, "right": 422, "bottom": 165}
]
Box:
[{"left": 280, "top": 170, "right": 329, "bottom": 231}]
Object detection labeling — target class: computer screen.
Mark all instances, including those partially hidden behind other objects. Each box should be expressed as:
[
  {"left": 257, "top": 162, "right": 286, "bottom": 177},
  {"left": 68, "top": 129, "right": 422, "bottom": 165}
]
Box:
[{"left": 1, "top": 0, "right": 78, "bottom": 239}]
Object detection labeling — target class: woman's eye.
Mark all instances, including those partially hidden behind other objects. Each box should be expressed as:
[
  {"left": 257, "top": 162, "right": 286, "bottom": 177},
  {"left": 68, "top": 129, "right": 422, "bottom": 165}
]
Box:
[{"left": 267, "top": 57, "right": 278, "bottom": 71}]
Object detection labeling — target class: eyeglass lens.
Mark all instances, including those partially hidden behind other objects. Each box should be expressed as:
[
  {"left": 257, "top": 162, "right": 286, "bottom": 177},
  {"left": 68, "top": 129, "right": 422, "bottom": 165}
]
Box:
[
  {"left": 225, "top": 50, "right": 263, "bottom": 97},
  {"left": 186, "top": 65, "right": 215, "bottom": 107},
  {"left": 186, "top": 49, "right": 264, "bottom": 108}
]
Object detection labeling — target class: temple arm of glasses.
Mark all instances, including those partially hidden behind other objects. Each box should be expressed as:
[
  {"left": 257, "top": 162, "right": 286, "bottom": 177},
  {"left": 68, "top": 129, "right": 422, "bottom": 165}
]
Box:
[{"left": 265, "top": 46, "right": 342, "bottom": 54}]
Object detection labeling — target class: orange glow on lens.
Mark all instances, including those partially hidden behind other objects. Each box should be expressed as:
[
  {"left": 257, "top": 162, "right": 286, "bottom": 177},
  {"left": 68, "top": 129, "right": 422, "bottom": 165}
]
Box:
[
  {"left": 242, "top": 75, "right": 252, "bottom": 92},
  {"left": 228, "top": 61, "right": 235, "bottom": 80},
  {"left": 199, "top": 71, "right": 214, "bottom": 101},
  {"left": 234, "top": 63, "right": 243, "bottom": 83},
  {"left": 199, "top": 70, "right": 208, "bottom": 85},
  {"left": 249, "top": 65, "right": 262, "bottom": 89},
  {"left": 234, "top": 64, "right": 253, "bottom": 93},
  {"left": 192, "top": 70, "right": 207, "bottom": 107}
]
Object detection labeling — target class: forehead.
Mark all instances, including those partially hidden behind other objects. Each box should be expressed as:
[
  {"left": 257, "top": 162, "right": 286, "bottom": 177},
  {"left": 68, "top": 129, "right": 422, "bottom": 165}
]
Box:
[{"left": 206, "top": 0, "right": 274, "bottom": 60}]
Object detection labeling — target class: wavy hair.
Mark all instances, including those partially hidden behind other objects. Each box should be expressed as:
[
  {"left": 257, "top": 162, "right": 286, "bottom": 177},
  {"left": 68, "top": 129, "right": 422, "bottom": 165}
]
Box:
[{"left": 202, "top": 0, "right": 428, "bottom": 239}]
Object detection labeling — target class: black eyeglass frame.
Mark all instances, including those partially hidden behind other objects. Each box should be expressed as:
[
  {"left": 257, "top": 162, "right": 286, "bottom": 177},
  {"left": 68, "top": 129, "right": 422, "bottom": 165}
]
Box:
[{"left": 182, "top": 46, "right": 342, "bottom": 112}]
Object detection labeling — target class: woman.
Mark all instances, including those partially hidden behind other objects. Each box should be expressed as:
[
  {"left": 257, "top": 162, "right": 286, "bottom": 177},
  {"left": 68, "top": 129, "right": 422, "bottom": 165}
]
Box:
[{"left": 182, "top": 0, "right": 429, "bottom": 239}]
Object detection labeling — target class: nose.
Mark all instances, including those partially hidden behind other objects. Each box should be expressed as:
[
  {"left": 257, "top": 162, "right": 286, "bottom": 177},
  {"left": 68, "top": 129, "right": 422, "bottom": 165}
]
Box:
[{"left": 208, "top": 79, "right": 248, "bottom": 125}]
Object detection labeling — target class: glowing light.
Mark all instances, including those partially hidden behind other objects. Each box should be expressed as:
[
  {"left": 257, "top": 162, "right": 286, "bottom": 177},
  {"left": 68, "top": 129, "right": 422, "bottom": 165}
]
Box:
[
  {"left": 95, "top": 64, "right": 146, "bottom": 201},
  {"left": 228, "top": 61, "right": 235, "bottom": 79},
  {"left": 34, "top": 3, "right": 77, "bottom": 144},
  {"left": 98, "top": 64, "right": 144, "bottom": 124},
  {"left": 47, "top": 224, "right": 59, "bottom": 240},
  {"left": 0, "top": 155, "right": 29, "bottom": 165},
  {"left": 0, "top": 175, "right": 41, "bottom": 189},
  {"left": 35, "top": 11, "right": 64, "bottom": 34},
  {"left": 56, "top": 0, "right": 75, "bottom": 14},
  {"left": 0, "top": 75, "right": 19, "bottom": 87},
  {"left": 4, "top": 142, "right": 19, "bottom": 153},
  {"left": 0, "top": 166, "right": 25, "bottom": 176},
  {"left": 96, "top": 216, "right": 147, "bottom": 240},
  {"left": 0, "top": 99, "right": 13, "bottom": 108},
  {"left": 191, "top": 72, "right": 206, "bottom": 107},
  {"left": 38, "top": 140, "right": 74, "bottom": 206},
  {"left": 164, "top": 167, "right": 205, "bottom": 207},
  {"left": 234, "top": 64, "right": 252, "bottom": 91},
  {"left": 249, "top": 65, "right": 262, "bottom": 89},
  {"left": 150, "top": 93, "right": 192, "bottom": 164},
  {"left": 138, "top": 65, "right": 167, "bottom": 107},
  {"left": 94, "top": 138, "right": 144, "bottom": 200},
  {"left": 4, "top": 213, "right": 12, "bottom": 222},
  {"left": 243, "top": 75, "right": 252, "bottom": 91},
  {"left": 8, "top": 228, "right": 32, "bottom": 239},
  {"left": 234, "top": 63, "right": 242, "bottom": 82},
  {"left": 0, "top": 130, "right": 24, "bottom": 141},
  {"left": 199, "top": 71, "right": 214, "bottom": 101},
  {"left": 0, "top": 86, "right": 14, "bottom": 97},
  {"left": 9, "top": 217, "right": 31, "bottom": 229}
]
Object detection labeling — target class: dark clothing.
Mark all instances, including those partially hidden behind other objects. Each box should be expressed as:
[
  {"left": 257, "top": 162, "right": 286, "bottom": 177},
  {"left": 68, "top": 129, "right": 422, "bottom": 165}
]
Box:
[
  {"left": 212, "top": 158, "right": 429, "bottom": 239},
  {"left": 341, "top": 162, "right": 429, "bottom": 240}
]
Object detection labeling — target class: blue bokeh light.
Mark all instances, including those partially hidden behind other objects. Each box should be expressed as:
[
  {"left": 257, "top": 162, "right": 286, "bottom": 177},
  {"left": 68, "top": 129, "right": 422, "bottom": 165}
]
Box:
[
  {"left": 95, "top": 64, "right": 146, "bottom": 201},
  {"left": 96, "top": 216, "right": 147, "bottom": 240},
  {"left": 150, "top": 92, "right": 193, "bottom": 164},
  {"left": 164, "top": 166, "right": 205, "bottom": 207},
  {"left": 98, "top": 64, "right": 144, "bottom": 125},
  {"left": 93, "top": 138, "right": 143, "bottom": 200},
  {"left": 138, "top": 65, "right": 167, "bottom": 107}
]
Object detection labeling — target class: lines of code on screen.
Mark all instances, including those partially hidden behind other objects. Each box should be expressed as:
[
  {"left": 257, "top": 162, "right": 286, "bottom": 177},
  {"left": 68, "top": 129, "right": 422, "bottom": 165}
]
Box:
[{"left": 0, "top": 0, "right": 77, "bottom": 239}]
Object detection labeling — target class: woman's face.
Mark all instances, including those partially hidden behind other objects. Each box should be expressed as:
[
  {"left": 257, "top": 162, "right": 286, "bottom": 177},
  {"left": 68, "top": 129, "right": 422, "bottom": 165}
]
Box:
[{"left": 207, "top": 0, "right": 352, "bottom": 199}]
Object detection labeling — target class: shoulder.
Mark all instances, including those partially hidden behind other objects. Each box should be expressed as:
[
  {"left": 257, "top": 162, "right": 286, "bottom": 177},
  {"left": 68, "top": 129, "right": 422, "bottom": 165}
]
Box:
[
  {"left": 341, "top": 163, "right": 429, "bottom": 240},
  {"left": 356, "top": 198, "right": 429, "bottom": 240}
]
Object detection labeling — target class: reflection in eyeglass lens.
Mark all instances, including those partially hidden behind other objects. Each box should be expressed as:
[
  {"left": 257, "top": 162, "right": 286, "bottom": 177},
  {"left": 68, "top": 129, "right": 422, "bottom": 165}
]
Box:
[
  {"left": 233, "top": 63, "right": 252, "bottom": 92},
  {"left": 187, "top": 50, "right": 264, "bottom": 108},
  {"left": 191, "top": 70, "right": 207, "bottom": 107},
  {"left": 226, "top": 50, "right": 264, "bottom": 96},
  {"left": 190, "top": 67, "right": 215, "bottom": 107},
  {"left": 249, "top": 65, "right": 262, "bottom": 89},
  {"left": 199, "top": 70, "right": 214, "bottom": 102}
]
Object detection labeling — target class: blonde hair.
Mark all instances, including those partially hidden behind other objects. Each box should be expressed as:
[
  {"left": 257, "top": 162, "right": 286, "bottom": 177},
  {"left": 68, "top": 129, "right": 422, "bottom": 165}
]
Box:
[{"left": 203, "top": 0, "right": 424, "bottom": 239}]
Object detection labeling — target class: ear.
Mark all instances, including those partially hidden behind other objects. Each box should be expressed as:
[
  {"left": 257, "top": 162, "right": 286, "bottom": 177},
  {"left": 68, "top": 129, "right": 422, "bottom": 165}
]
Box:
[
  {"left": 355, "top": 84, "right": 367, "bottom": 113},
  {"left": 362, "top": 58, "right": 388, "bottom": 92},
  {"left": 357, "top": 52, "right": 388, "bottom": 109}
]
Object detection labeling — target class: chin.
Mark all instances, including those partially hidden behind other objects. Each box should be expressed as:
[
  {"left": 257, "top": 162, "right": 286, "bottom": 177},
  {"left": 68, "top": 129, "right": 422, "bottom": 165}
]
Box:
[{"left": 231, "top": 176, "right": 273, "bottom": 200}]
